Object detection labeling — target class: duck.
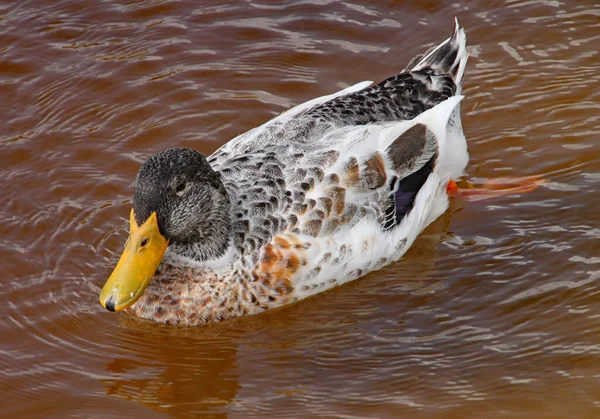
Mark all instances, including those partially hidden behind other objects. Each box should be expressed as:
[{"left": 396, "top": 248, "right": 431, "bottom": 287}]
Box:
[{"left": 100, "top": 20, "right": 470, "bottom": 325}]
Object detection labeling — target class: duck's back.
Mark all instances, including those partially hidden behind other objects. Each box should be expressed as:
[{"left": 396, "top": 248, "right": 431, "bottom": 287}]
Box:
[
  {"left": 211, "top": 22, "right": 465, "bottom": 161},
  {"left": 206, "top": 22, "right": 468, "bottom": 301}
]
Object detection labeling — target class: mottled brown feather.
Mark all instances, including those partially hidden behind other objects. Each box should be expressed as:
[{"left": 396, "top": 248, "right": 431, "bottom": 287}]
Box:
[
  {"left": 301, "top": 219, "right": 323, "bottom": 237},
  {"left": 317, "top": 197, "right": 333, "bottom": 216},
  {"left": 343, "top": 156, "right": 360, "bottom": 187},
  {"left": 361, "top": 152, "right": 387, "bottom": 189},
  {"left": 324, "top": 186, "right": 346, "bottom": 214}
]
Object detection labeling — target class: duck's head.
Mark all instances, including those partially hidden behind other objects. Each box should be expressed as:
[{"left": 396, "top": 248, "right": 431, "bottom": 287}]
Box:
[{"left": 99, "top": 147, "right": 231, "bottom": 312}]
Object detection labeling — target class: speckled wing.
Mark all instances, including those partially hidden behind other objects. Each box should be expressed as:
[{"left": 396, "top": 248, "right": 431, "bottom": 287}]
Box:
[
  {"left": 205, "top": 22, "right": 468, "bottom": 303},
  {"left": 302, "top": 21, "right": 466, "bottom": 126}
]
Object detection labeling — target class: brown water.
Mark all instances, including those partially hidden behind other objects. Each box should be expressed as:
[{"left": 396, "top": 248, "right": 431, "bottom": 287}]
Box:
[{"left": 2, "top": 1, "right": 599, "bottom": 417}]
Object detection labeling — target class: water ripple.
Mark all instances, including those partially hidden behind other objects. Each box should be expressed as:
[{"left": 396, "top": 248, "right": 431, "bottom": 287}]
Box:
[{"left": 2, "top": 0, "right": 600, "bottom": 417}]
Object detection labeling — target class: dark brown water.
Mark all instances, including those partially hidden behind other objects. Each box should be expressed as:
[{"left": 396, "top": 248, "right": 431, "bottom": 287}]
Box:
[{"left": 2, "top": 1, "right": 599, "bottom": 417}]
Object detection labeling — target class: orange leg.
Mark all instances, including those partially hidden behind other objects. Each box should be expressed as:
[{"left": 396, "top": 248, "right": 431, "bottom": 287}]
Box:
[{"left": 447, "top": 175, "right": 547, "bottom": 202}]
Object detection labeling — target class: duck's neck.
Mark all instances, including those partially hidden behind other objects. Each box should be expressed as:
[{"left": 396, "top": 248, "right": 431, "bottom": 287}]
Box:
[{"left": 168, "top": 182, "right": 233, "bottom": 263}]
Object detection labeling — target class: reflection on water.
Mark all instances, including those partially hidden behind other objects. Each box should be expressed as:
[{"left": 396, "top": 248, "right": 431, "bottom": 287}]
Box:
[
  {"left": 2, "top": 0, "right": 599, "bottom": 417},
  {"left": 99, "top": 213, "right": 448, "bottom": 417},
  {"left": 103, "top": 325, "right": 240, "bottom": 416}
]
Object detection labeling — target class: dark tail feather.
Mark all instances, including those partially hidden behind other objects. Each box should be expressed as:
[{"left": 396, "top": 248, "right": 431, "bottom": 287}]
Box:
[{"left": 405, "top": 18, "right": 468, "bottom": 92}]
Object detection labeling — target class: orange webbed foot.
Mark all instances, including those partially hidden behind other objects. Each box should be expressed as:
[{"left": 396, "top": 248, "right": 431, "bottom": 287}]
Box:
[{"left": 447, "top": 175, "right": 547, "bottom": 202}]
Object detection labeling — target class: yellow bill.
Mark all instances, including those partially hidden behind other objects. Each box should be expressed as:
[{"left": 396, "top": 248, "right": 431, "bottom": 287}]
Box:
[{"left": 100, "top": 209, "right": 168, "bottom": 312}]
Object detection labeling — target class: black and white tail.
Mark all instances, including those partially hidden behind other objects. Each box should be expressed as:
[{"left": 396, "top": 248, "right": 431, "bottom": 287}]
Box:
[{"left": 406, "top": 18, "right": 468, "bottom": 94}]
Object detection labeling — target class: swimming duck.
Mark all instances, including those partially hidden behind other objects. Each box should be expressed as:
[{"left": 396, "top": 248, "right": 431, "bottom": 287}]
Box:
[{"left": 100, "top": 21, "right": 470, "bottom": 325}]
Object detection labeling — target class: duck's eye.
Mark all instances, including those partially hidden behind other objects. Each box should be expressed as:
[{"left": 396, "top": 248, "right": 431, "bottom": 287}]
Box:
[{"left": 175, "top": 181, "right": 187, "bottom": 196}]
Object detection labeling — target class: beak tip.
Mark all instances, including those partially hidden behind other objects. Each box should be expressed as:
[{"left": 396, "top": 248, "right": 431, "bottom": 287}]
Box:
[{"left": 105, "top": 297, "right": 116, "bottom": 312}]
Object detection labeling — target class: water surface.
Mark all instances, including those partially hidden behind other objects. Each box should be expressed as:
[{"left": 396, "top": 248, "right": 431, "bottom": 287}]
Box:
[{"left": 2, "top": 0, "right": 599, "bottom": 417}]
